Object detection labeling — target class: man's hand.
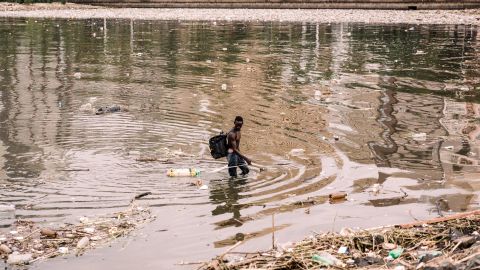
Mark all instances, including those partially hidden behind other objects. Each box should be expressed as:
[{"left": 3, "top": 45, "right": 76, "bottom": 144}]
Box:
[{"left": 245, "top": 158, "right": 252, "bottom": 165}]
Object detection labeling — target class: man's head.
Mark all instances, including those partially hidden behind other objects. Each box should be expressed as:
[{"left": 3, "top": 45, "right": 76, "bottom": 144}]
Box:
[{"left": 234, "top": 116, "right": 243, "bottom": 130}]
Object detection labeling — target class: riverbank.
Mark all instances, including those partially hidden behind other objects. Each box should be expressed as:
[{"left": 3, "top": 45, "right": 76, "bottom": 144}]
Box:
[{"left": 0, "top": 3, "right": 479, "bottom": 24}]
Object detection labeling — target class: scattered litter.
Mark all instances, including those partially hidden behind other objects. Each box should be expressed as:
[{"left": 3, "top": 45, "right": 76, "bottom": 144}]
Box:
[
  {"left": 199, "top": 185, "right": 208, "bottom": 190},
  {"left": 201, "top": 210, "right": 480, "bottom": 270},
  {"left": 0, "top": 244, "right": 12, "bottom": 254},
  {"left": 339, "top": 227, "right": 355, "bottom": 236},
  {"left": 9, "top": 231, "right": 17, "bottom": 235},
  {"left": 135, "top": 156, "right": 158, "bottom": 162},
  {"left": 7, "top": 253, "right": 32, "bottom": 265},
  {"left": 206, "top": 59, "right": 212, "bottom": 63},
  {"left": 76, "top": 237, "right": 89, "bottom": 249},
  {"left": 388, "top": 247, "right": 404, "bottom": 259},
  {"left": 40, "top": 228, "right": 57, "bottom": 238},
  {"left": 0, "top": 204, "right": 155, "bottom": 265},
  {"left": 338, "top": 246, "right": 348, "bottom": 254},
  {"left": 80, "top": 103, "right": 93, "bottom": 112},
  {"left": 84, "top": 227, "right": 95, "bottom": 234},
  {"left": 96, "top": 105, "right": 122, "bottom": 115},
  {"left": 222, "top": 47, "right": 227, "bottom": 51},
  {"left": 412, "top": 132, "right": 427, "bottom": 141},
  {"left": 167, "top": 168, "right": 201, "bottom": 177},
  {"left": 289, "top": 148, "right": 305, "bottom": 156},
  {"left": 312, "top": 252, "right": 345, "bottom": 267},
  {"left": 79, "top": 216, "right": 89, "bottom": 223},
  {"left": 221, "top": 84, "right": 227, "bottom": 91},
  {"left": 444, "top": 146, "right": 454, "bottom": 150},
  {"left": 382, "top": 242, "right": 397, "bottom": 250},
  {"left": 329, "top": 192, "right": 347, "bottom": 201},
  {"left": 73, "top": 72, "right": 82, "bottom": 79},
  {"left": 245, "top": 58, "right": 250, "bottom": 63}
]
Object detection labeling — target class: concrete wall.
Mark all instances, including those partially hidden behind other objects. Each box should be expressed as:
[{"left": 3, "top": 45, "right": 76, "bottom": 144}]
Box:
[{"left": 69, "top": 0, "right": 480, "bottom": 9}]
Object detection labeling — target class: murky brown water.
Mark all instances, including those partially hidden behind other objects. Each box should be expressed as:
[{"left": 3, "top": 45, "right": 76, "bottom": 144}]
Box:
[{"left": 0, "top": 18, "right": 479, "bottom": 269}]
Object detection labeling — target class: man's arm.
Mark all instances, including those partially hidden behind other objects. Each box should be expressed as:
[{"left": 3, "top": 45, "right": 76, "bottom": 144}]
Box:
[{"left": 228, "top": 133, "right": 252, "bottom": 165}]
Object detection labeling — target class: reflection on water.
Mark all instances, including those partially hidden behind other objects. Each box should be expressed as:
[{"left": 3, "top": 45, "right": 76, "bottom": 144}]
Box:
[{"left": 0, "top": 18, "right": 479, "bottom": 269}]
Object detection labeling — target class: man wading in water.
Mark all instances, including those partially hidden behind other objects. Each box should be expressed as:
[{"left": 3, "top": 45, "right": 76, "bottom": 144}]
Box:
[{"left": 227, "top": 116, "right": 252, "bottom": 178}]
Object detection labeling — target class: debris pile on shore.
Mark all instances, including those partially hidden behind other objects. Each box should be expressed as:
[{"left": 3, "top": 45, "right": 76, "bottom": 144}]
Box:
[
  {"left": 203, "top": 211, "right": 480, "bottom": 269},
  {"left": 0, "top": 204, "right": 155, "bottom": 265}
]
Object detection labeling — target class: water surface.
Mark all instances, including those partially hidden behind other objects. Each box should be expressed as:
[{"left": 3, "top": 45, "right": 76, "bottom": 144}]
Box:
[{"left": 0, "top": 18, "right": 479, "bottom": 269}]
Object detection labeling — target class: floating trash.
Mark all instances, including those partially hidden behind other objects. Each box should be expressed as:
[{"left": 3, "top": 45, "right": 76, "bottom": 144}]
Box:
[{"left": 167, "top": 168, "right": 200, "bottom": 177}]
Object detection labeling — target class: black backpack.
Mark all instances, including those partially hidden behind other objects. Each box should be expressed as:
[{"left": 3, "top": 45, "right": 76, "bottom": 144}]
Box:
[{"left": 209, "top": 132, "right": 228, "bottom": 159}]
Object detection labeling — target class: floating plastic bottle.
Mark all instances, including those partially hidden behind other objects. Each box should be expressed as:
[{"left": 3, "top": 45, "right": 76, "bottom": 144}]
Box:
[{"left": 167, "top": 168, "right": 200, "bottom": 177}]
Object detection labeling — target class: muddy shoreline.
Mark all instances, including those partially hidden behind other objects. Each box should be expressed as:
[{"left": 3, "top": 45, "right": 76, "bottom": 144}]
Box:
[{"left": 0, "top": 3, "right": 479, "bottom": 24}]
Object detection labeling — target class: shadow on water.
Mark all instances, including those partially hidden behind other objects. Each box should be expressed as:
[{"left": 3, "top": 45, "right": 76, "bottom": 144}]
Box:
[{"left": 0, "top": 18, "right": 479, "bottom": 269}]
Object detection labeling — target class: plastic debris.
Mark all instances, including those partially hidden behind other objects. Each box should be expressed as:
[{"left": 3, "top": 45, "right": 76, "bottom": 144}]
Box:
[
  {"left": 167, "top": 168, "right": 200, "bottom": 177},
  {"left": 418, "top": 250, "right": 442, "bottom": 262},
  {"left": 388, "top": 247, "right": 404, "bottom": 259},
  {"left": 199, "top": 185, "right": 208, "bottom": 190},
  {"left": 0, "top": 205, "right": 154, "bottom": 265},
  {"left": 312, "top": 252, "right": 345, "bottom": 267},
  {"left": 0, "top": 244, "right": 12, "bottom": 254},
  {"left": 338, "top": 246, "right": 348, "bottom": 254},
  {"left": 76, "top": 237, "right": 90, "bottom": 249},
  {"left": 221, "top": 84, "right": 227, "bottom": 91},
  {"left": 73, "top": 72, "right": 82, "bottom": 79},
  {"left": 7, "top": 253, "right": 33, "bottom": 265},
  {"left": 84, "top": 227, "right": 95, "bottom": 234},
  {"left": 444, "top": 146, "right": 454, "bottom": 150},
  {"left": 79, "top": 216, "right": 89, "bottom": 223},
  {"left": 79, "top": 103, "right": 93, "bottom": 112},
  {"left": 289, "top": 148, "right": 305, "bottom": 156},
  {"left": 412, "top": 132, "right": 427, "bottom": 141},
  {"left": 339, "top": 227, "right": 355, "bottom": 236}
]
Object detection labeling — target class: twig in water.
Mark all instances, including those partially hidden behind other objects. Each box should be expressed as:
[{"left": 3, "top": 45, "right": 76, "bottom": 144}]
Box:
[
  {"left": 435, "top": 199, "right": 445, "bottom": 217},
  {"left": 219, "top": 241, "right": 244, "bottom": 260},
  {"left": 134, "top": 192, "right": 152, "bottom": 200},
  {"left": 58, "top": 169, "right": 90, "bottom": 172},
  {"left": 175, "top": 261, "right": 206, "bottom": 266},
  {"left": 408, "top": 210, "right": 419, "bottom": 221},
  {"left": 331, "top": 211, "right": 338, "bottom": 232},
  {"left": 272, "top": 213, "right": 276, "bottom": 250}
]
